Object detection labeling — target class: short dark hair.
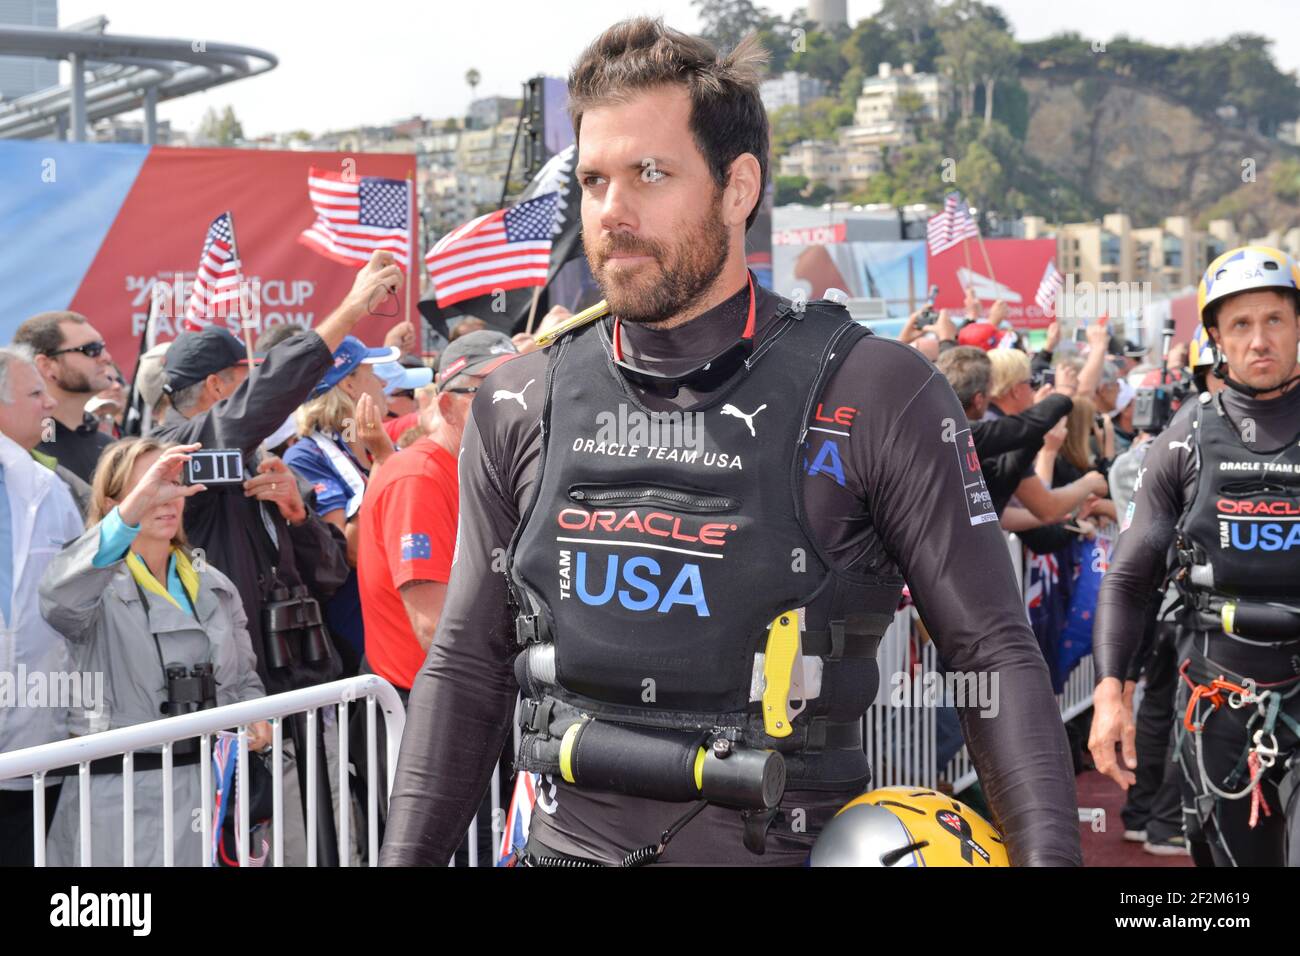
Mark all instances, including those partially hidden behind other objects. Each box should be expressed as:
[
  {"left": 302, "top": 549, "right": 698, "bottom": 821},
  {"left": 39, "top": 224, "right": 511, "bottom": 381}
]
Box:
[
  {"left": 936, "top": 346, "right": 992, "bottom": 409},
  {"left": 254, "top": 323, "right": 305, "bottom": 353},
  {"left": 567, "top": 17, "right": 770, "bottom": 232},
  {"left": 14, "top": 310, "right": 87, "bottom": 355}
]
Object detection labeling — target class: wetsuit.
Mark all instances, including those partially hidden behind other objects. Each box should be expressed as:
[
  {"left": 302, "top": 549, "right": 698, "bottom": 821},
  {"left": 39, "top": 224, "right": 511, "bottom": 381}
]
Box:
[
  {"left": 379, "top": 278, "right": 1082, "bottom": 866},
  {"left": 1095, "top": 385, "right": 1300, "bottom": 866}
]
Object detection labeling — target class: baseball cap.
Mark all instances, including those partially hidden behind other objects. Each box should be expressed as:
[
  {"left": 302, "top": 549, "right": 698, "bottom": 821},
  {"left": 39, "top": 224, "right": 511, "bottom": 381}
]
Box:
[
  {"left": 436, "top": 329, "right": 518, "bottom": 391},
  {"left": 136, "top": 341, "right": 171, "bottom": 408},
  {"left": 1111, "top": 379, "right": 1136, "bottom": 415},
  {"left": 957, "top": 321, "right": 1000, "bottom": 351},
  {"left": 375, "top": 356, "right": 433, "bottom": 395},
  {"left": 163, "top": 328, "right": 264, "bottom": 394},
  {"left": 310, "top": 336, "right": 402, "bottom": 398}
]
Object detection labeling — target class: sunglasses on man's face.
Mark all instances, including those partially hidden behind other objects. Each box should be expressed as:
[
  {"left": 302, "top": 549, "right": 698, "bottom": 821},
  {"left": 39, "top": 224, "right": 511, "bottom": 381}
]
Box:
[{"left": 47, "top": 340, "right": 107, "bottom": 359}]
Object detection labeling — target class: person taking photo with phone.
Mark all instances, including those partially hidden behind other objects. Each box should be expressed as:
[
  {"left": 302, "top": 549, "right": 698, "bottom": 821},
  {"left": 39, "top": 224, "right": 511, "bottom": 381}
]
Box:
[{"left": 39, "top": 438, "right": 268, "bottom": 866}]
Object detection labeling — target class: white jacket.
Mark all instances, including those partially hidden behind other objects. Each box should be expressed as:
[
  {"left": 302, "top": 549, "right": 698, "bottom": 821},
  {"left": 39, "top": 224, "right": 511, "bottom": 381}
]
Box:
[{"left": 0, "top": 431, "right": 85, "bottom": 788}]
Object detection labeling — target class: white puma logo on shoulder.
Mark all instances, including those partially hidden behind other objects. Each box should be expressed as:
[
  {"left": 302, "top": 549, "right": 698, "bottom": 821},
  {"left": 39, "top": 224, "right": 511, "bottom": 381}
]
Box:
[
  {"left": 721, "top": 403, "right": 767, "bottom": 437},
  {"left": 492, "top": 379, "right": 535, "bottom": 410},
  {"left": 1168, "top": 436, "right": 1193, "bottom": 453}
]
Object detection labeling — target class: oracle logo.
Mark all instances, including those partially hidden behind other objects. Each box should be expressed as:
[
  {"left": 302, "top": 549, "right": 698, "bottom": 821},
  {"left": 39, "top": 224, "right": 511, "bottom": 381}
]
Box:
[
  {"left": 556, "top": 508, "right": 736, "bottom": 548},
  {"left": 1216, "top": 499, "right": 1300, "bottom": 517}
]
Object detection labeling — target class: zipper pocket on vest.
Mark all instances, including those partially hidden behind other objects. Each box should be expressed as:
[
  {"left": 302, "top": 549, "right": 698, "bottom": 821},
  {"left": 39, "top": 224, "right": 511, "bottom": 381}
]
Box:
[{"left": 568, "top": 484, "right": 737, "bottom": 513}]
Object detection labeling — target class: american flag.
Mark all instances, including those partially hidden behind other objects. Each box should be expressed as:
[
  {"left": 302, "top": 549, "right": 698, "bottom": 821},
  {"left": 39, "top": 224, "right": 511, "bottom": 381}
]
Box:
[
  {"left": 426, "top": 191, "right": 562, "bottom": 308},
  {"left": 926, "top": 191, "right": 980, "bottom": 256},
  {"left": 183, "top": 212, "right": 243, "bottom": 331},
  {"left": 1035, "top": 259, "right": 1065, "bottom": 316},
  {"left": 299, "top": 167, "right": 411, "bottom": 268},
  {"left": 496, "top": 772, "right": 539, "bottom": 866}
]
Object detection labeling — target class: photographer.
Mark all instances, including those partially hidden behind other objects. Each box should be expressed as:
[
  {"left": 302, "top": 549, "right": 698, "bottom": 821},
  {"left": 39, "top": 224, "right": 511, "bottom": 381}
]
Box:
[
  {"left": 152, "top": 250, "right": 402, "bottom": 693},
  {"left": 39, "top": 439, "right": 267, "bottom": 866}
]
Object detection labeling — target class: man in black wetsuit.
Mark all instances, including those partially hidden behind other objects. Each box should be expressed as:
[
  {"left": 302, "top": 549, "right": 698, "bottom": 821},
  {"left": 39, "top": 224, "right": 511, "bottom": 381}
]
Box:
[
  {"left": 380, "top": 17, "right": 1080, "bottom": 867},
  {"left": 1091, "top": 245, "right": 1300, "bottom": 866}
]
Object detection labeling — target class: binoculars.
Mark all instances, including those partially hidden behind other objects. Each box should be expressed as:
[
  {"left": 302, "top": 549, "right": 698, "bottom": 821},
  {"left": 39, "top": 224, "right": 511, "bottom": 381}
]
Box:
[
  {"left": 262, "top": 584, "right": 330, "bottom": 671},
  {"left": 162, "top": 661, "right": 217, "bottom": 757}
]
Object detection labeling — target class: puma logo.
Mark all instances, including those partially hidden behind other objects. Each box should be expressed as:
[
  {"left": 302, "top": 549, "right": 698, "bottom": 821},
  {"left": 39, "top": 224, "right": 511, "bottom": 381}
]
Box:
[
  {"left": 1168, "top": 436, "right": 1193, "bottom": 453},
  {"left": 492, "top": 379, "right": 535, "bottom": 410},
  {"left": 721, "top": 403, "right": 767, "bottom": 437}
]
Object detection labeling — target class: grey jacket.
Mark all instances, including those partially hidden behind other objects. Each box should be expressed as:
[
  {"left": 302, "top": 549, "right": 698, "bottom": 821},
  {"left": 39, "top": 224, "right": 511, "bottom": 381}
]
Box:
[{"left": 39, "top": 524, "right": 265, "bottom": 738}]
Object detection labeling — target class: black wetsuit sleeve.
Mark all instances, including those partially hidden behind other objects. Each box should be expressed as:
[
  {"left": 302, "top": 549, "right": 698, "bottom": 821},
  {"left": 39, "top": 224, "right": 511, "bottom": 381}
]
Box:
[
  {"left": 971, "top": 394, "right": 1073, "bottom": 458},
  {"left": 1092, "top": 420, "right": 1192, "bottom": 682},
  {"left": 378, "top": 412, "right": 521, "bottom": 866},
  {"left": 825, "top": 340, "right": 1082, "bottom": 866}
]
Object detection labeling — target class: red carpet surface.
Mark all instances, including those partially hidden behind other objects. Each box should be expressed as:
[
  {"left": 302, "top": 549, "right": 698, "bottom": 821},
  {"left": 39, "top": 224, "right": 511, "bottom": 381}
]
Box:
[{"left": 1076, "top": 770, "right": 1193, "bottom": 867}]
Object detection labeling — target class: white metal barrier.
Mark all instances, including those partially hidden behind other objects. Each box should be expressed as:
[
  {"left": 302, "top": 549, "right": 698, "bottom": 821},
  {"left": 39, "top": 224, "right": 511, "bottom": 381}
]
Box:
[
  {"left": 864, "top": 532, "right": 1095, "bottom": 795},
  {"left": 0, "top": 675, "right": 405, "bottom": 867}
]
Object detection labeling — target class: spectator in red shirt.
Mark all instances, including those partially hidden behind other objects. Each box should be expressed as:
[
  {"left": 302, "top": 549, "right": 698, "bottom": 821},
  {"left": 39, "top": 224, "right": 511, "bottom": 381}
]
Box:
[{"left": 357, "top": 330, "right": 518, "bottom": 695}]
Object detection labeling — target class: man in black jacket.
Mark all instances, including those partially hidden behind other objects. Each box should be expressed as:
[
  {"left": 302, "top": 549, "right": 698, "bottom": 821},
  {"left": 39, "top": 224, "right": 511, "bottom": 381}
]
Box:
[
  {"left": 153, "top": 250, "right": 403, "bottom": 693},
  {"left": 937, "top": 346, "right": 1102, "bottom": 519}
]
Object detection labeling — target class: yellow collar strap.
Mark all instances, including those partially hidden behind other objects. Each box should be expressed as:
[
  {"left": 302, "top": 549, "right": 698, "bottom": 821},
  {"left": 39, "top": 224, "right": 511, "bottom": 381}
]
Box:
[{"left": 126, "top": 548, "right": 200, "bottom": 612}]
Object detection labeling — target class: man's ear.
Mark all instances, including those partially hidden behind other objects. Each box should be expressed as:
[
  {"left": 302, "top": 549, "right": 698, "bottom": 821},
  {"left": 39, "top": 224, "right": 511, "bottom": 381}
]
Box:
[
  {"left": 205, "top": 371, "right": 227, "bottom": 402},
  {"left": 722, "top": 153, "right": 762, "bottom": 230},
  {"left": 32, "top": 352, "right": 55, "bottom": 379}
]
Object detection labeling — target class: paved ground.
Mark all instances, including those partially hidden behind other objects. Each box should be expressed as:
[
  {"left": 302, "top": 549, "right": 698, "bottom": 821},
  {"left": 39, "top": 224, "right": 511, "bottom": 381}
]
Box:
[{"left": 1076, "top": 770, "right": 1193, "bottom": 868}]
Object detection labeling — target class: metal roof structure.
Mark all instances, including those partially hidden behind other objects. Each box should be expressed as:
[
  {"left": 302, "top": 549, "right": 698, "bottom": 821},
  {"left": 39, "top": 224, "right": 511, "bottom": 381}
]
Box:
[{"left": 0, "top": 18, "right": 276, "bottom": 142}]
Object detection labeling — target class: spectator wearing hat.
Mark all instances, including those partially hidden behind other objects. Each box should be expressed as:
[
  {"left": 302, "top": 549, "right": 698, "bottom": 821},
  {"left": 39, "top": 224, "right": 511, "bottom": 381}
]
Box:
[
  {"left": 13, "top": 311, "right": 118, "bottom": 484},
  {"left": 1108, "top": 379, "right": 1138, "bottom": 454},
  {"left": 151, "top": 250, "right": 401, "bottom": 694},
  {"left": 281, "top": 336, "right": 404, "bottom": 669},
  {"left": 357, "top": 330, "right": 518, "bottom": 697},
  {"left": 352, "top": 330, "right": 517, "bottom": 860},
  {"left": 377, "top": 357, "right": 433, "bottom": 444}
]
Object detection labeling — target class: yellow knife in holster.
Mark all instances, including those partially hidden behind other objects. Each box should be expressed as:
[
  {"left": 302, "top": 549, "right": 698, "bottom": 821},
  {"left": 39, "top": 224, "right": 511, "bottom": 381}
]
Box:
[{"left": 762, "top": 612, "right": 802, "bottom": 738}]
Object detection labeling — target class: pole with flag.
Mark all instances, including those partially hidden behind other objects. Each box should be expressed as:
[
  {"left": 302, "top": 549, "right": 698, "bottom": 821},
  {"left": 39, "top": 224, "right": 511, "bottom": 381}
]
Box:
[
  {"left": 183, "top": 209, "right": 252, "bottom": 361},
  {"left": 1035, "top": 259, "right": 1065, "bottom": 318},
  {"left": 425, "top": 190, "right": 563, "bottom": 313},
  {"left": 407, "top": 169, "right": 422, "bottom": 355}
]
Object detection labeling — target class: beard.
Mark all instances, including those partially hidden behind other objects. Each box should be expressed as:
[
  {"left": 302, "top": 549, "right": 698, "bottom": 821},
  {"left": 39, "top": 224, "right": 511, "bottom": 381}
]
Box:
[
  {"left": 54, "top": 364, "right": 97, "bottom": 394},
  {"left": 584, "top": 190, "right": 729, "bottom": 326}
]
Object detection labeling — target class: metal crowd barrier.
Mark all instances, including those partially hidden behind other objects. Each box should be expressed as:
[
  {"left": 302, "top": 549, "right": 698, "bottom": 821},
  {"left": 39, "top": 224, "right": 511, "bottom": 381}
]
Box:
[
  {"left": 865, "top": 532, "right": 1095, "bottom": 795},
  {"left": 0, "top": 675, "right": 405, "bottom": 867}
]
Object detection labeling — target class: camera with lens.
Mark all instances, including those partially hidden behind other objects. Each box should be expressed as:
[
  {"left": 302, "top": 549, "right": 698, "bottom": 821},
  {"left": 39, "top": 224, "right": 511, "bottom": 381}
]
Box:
[
  {"left": 1132, "top": 370, "right": 1193, "bottom": 434},
  {"left": 262, "top": 583, "right": 330, "bottom": 671}
]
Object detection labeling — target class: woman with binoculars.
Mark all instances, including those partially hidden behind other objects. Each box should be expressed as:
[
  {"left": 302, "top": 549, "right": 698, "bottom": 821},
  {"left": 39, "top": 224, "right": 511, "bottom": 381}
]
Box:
[{"left": 39, "top": 438, "right": 267, "bottom": 865}]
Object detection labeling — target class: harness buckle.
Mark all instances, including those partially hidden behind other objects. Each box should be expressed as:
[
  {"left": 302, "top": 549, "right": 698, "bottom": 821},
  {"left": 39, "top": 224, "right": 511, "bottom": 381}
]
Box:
[
  {"left": 1253, "top": 729, "right": 1279, "bottom": 768},
  {"left": 515, "top": 613, "right": 542, "bottom": 646}
]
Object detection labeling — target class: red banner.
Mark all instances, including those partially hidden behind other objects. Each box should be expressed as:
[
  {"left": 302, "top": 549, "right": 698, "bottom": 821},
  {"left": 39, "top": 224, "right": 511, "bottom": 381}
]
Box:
[
  {"left": 926, "top": 238, "right": 1058, "bottom": 329},
  {"left": 67, "top": 146, "right": 416, "bottom": 368}
]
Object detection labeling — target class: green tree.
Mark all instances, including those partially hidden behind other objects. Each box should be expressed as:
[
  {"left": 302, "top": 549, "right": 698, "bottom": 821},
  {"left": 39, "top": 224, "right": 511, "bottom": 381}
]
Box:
[
  {"left": 876, "top": 0, "right": 942, "bottom": 69},
  {"left": 841, "top": 16, "right": 901, "bottom": 76},
  {"left": 838, "top": 65, "right": 865, "bottom": 108},
  {"left": 197, "top": 106, "right": 244, "bottom": 146},
  {"left": 693, "top": 0, "right": 771, "bottom": 53},
  {"left": 789, "top": 27, "right": 850, "bottom": 86}
]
